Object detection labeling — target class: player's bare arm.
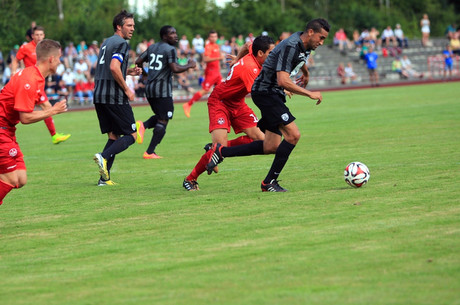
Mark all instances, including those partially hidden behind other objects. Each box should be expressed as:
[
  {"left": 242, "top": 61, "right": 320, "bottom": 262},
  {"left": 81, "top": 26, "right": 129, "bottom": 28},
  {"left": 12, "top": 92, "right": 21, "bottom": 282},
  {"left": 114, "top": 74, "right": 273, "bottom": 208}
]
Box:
[
  {"left": 170, "top": 59, "right": 196, "bottom": 74},
  {"left": 227, "top": 41, "right": 251, "bottom": 67},
  {"left": 277, "top": 71, "right": 322, "bottom": 104},
  {"left": 110, "top": 58, "right": 134, "bottom": 101},
  {"left": 20, "top": 100, "right": 67, "bottom": 124}
]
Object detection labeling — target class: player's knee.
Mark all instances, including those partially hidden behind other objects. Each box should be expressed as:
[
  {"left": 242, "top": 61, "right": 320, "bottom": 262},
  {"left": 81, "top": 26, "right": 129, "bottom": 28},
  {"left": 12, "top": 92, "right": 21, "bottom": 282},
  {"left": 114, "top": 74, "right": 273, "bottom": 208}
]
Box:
[{"left": 285, "top": 132, "right": 301, "bottom": 145}]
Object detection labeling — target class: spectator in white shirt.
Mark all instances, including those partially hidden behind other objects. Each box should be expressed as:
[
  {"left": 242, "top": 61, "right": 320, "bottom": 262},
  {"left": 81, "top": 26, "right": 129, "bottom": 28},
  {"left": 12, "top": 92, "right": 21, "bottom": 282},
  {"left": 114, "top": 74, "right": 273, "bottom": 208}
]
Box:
[{"left": 381, "top": 26, "right": 397, "bottom": 47}]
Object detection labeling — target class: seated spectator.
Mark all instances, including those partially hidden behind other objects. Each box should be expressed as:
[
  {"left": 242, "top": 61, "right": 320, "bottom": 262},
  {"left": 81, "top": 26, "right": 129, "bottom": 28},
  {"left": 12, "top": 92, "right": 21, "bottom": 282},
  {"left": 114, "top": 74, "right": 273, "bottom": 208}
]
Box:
[
  {"left": 74, "top": 55, "right": 90, "bottom": 81},
  {"left": 450, "top": 32, "right": 460, "bottom": 55},
  {"left": 56, "top": 79, "right": 70, "bottom": 100},
  {"left": 74, "top": 78, "right": 94, "bottom": 105},
  {"left": 352, "top": 30, "right": 361, "bottom": 50},
  {"left": 220, "top": 40, "right": 232, "bottom": 68},
  {"left": 381, "top": 26, "right": 397, "bottom": 47},
  {"left": 394, "top": 24, "right": 409, "bottom": 48},
  {"left": 334, "top": 28, "right": 350, "bottom": 52},
  {"left": 64, "top": 42, "right": 78, "bottom": 69},
  {"left": 391, "top": 57, "right": 408, "bottom": 78},
  {"left": 369, "top": 27, "right": 381, "bottom": 49},
  {"left": 245, "top": 32, "right": 255, "bottom": 43},
  {"left": 359, "top": 29, "right": 370, "bottom": 45},
  {"left": 62, "top": 68, "right": 76, "bottom": 89},
  {"left": 76, "top": 40, "right": 88, "bottom": 54},
  {"left": 192, "top": 33, "right": 204, "bottom": 62},
  {"left": 400, "top": 55, "right": 423, "bottom": 78},
  {"left": 344, "top": 62, "right": 358, "bottom": 83},
  {"left": 445, "top": 23, "right": 457, "bottom": 40},
  {"left": 45, "top": 75, "right": 60, "bottom": 103},
  {"left": 179, "top": 35, "right": 192, "bottom": 55},
  {"left": 337, "top": 62, "right": 346, "bottom": 84}
]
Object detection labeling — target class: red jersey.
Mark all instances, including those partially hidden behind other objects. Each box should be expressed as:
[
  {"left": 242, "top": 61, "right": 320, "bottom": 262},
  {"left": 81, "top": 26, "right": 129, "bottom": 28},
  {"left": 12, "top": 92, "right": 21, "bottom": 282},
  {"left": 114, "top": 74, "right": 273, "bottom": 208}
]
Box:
[
  {"left": 16, "top": 41, "right": 38, "bottom": 67},
  {"left": 204, "top": 42, "right": 221, "bottom": 73},
  {"left": 0, "top": 66, "right": 48, "bottom": 134},
  {"left": 211, "top": 51, "right": 261, "bottom": 108}
]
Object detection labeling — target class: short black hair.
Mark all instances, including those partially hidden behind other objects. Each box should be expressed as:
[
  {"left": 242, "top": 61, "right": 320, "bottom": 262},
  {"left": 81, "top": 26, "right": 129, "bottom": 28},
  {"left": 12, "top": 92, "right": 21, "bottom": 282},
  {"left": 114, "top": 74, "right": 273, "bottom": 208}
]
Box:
[
  {"left": 208, "top": 30, "right": 217, "bottom": 36},
  {"left": 113, "top": 10, "right": 134, "bottom": 32},
  {"left": 306, "top": 18, "right": 330, "bottom": 33},
  {"left": 160, "top": 25, "right": 174, "bottom": 40},
  {"left": 252, "top": 35, "right": 275, "bottom": 56}
]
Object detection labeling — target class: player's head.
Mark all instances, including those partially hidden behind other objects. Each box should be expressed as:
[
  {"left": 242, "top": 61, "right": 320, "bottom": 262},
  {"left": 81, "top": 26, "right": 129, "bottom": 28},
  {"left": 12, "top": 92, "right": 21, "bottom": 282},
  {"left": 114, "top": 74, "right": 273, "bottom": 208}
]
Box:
[
  {"left": 304, "top": 18, "right": 330, "bottom": 50},
  {"left": 36, "top": 39, "right": 62, "bottom": 74},
  {"left": 208, "top": 30, "right": 218, "bottom": 43},
  {"left": 252, "top": 35, "right": 275, "bottom": 65},
  {"left": 113, "top": 10, "right": 135, "bottom": 39},
  {"left": 160, "top": 25, "right": 178, "bottom": 45},
  {"left": 32, "top": 26, "right": 45, "bottom": 43}
]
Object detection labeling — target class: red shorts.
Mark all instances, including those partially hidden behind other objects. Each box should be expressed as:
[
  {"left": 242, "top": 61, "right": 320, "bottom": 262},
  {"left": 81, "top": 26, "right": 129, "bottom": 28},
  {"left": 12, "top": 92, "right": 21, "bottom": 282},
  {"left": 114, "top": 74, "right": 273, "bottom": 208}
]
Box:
[
  {"left": 0, "top": 133, "right": 26, "bottom": 174},
  {"left": 208, "top": 96, "right": 259, "bottom": 134},
  {"left": 201, "top": 72, "right": 222, "bottom": 91}
]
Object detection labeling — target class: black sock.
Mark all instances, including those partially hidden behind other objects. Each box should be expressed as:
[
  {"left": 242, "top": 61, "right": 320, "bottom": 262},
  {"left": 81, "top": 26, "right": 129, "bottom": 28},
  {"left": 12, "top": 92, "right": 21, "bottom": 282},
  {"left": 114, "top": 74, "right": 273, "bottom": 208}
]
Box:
[
  {"left": 146, "top": 122, "right": 166, "bottom": 154},
  {"left": 144, "top": 115, "right": 158, "bottom": 129},
  {"left": 101, "top": 139, "right": 115, "bottom": 180},
  {"left": 221, "top": 140, "right": 264, "bottom": 158},
  {"left": 102, "top": 135, "right": 135, "bottom": 159},
  {"left": 263, "top": 140, "right": 296, "bottom": 184}
]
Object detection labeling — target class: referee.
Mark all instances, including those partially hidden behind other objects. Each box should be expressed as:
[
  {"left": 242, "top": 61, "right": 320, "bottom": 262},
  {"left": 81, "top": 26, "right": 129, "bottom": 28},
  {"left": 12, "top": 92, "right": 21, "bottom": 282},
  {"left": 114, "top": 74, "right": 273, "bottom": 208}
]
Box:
[
  {"left": 93, "top": 10, "right": 142, "bottom": 186},
  {"left": 206, "top": 19, "right": 330, "bottom": 192}
]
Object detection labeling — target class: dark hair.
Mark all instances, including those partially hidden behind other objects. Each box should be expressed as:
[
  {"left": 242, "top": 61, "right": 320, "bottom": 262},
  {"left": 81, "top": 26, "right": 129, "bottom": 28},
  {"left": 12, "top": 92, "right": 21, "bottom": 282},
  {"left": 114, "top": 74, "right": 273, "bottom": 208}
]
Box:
[
  {"left": 36, "top": 39, "right": 61, "bottom": 61},
  {"left": 306, "top": 18, "right": 330, "bottom": 33},
  {"left": 252, "top": 35, "right": 275, "bottom": 56},
  {"left": 113, "top": 10, "right": 134, "bottom": 32},
  {"left": 160, "top": 25, "right": 174, "bottom": 39},
  {"left": 33, "top": 26, "right": 45, "bottom": 34},
  {"left": 208, "top": 30, "right": 217, "bottom": 36}
]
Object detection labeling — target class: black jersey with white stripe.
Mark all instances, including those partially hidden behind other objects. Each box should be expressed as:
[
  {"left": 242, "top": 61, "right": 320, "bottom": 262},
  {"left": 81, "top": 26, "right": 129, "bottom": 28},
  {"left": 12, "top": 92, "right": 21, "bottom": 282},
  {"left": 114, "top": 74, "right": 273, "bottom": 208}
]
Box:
[
  {"left": 93, "top": 34, "right": 130, "bottom": 105},
  {"left": 252, "top": 32, "right": 310, "bottom": 96},
  {"left": 137, "top": 41, "right": 177, "bottom": 98}
]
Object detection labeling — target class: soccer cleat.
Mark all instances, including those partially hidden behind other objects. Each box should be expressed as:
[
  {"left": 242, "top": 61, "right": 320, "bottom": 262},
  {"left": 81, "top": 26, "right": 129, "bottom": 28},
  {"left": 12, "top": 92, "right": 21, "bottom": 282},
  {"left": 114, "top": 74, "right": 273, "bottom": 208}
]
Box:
[
  {"left": 261, "top": 179, "right": 288, "bottom": 192},
  {"left": 206, "top": 143, "right": 224, "bottom": 175},
  {"left": 183, "top": 178, "right": 199, "bottom": 191},
  {"left": 136, "top": 121, "right": 145, "bottom": 144},
  {"left": 143, "top": 152, "right": 163, "bottom": 159},
  {"left": 203, "top": 143, "right": 219, "bottom": 173},
  {"left": 203, "top": 143, "right": 212, "bottom": 152},
  {"left": 182, "top": 103, "right": 191, "bottom": 118},
  {"left": 98, "top": 178, "right": 118, "bottom": 186},
  {"left": 52, "top": 132, "right": 71, "bottom": 144},
  {"left": 93, "top": 153, "right": 109, "bottom": 180}
]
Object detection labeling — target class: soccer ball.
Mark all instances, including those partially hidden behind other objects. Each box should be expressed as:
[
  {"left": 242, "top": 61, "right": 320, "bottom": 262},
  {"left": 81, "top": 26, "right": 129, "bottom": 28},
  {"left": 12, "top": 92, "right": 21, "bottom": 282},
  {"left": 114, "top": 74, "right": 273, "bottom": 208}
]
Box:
[{"left": 344, "top": 162, "right": 370, "bottom": 188}]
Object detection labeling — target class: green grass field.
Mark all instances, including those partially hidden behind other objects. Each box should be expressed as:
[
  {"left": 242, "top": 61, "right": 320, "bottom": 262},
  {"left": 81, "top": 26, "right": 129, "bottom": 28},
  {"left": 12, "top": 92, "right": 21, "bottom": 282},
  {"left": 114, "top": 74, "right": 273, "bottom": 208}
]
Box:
[{"left": 1, "top": 83, "right": 459, "bottom": 305}]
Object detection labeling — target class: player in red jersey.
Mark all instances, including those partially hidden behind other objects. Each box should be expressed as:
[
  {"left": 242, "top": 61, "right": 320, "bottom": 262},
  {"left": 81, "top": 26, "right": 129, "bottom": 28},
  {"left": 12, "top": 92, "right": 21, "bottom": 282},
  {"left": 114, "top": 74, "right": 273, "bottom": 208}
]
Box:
[
  {"left": 183, "top": 35, "right": 276, "bottom": 191},
  {"left": 14, "top": 26, "right": 71, "bottom": 144},
  {"left": 182, "top": 30, "right": 225, "bottom": 118},
  {"left": 0, "top": 39, "right": 68, "bottom": 205}
]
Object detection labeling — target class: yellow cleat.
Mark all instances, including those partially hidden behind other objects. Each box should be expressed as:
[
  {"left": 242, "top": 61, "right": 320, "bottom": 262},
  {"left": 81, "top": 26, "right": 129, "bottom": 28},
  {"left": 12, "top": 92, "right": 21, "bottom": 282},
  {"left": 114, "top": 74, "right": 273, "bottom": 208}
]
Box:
[
  {"left": 52, "top": 132, "right": 71, "bottom": 144},
  {"left": 98, "top": 179, "right": 118, "bottom": 186}
]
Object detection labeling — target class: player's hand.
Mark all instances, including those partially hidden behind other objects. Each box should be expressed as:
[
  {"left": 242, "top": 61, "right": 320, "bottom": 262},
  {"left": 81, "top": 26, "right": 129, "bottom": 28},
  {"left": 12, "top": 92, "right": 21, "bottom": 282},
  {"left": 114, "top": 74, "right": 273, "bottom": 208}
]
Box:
[
  {"left": 188, "top": 59, "right": 197, "bottom": 69},
  {"left": 52, "top": 100, "right": 68, "bottom": 115},
  {"left": 308, "top": 91, "right": 323, "bottom": 105},
  {"left": 128, "top": 67, "right": 143, "bottom": 76},
  {"left": 284, "top": 90, "right": 293, "bottom": 98},
  {"left": 295, "top": 74, "right": 309, "bottom": 88},
  {"left": 226, "top": 54, "right": 237, "bottom": 67},
  {"left": 126, "top": 90, "right": 135, "bottom": 102}
]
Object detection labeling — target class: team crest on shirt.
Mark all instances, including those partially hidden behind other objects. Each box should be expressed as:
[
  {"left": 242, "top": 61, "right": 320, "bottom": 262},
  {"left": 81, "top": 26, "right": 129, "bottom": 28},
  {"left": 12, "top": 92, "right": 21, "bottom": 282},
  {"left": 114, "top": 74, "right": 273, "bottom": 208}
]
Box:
[
  {"left": 9, "top": 148, "right": 17, "bottom": 157},
  {"left": 131, "top": 123, "right": 136, "bottom": 131},
  {"left": 281, "top": 113, "right": 289, "bottom": 121},
  {"left": 40, "top": 96, "right": 46, "bottom": 101},
  {"left": 217, "top": 118, "right": 225, "bottom": 125},
  {"left": 253, "top": 68, "right": 258, "bottom": 74},
  {"left": 24, "top": 84, "right": 31, "bottom": 90}
]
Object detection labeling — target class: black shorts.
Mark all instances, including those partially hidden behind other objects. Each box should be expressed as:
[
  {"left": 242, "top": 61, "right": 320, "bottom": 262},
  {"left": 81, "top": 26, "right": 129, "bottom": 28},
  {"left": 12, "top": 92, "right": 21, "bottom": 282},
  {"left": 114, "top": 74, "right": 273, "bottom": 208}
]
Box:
[
  {"left": 94, "top": 103, "right": 136, "bottom": 135},
  {"left": 147, "top": 97, "right": 174, "bottom": 120},
  {"left": 251, "top": 92, "right": 296, "bottom": 135}
]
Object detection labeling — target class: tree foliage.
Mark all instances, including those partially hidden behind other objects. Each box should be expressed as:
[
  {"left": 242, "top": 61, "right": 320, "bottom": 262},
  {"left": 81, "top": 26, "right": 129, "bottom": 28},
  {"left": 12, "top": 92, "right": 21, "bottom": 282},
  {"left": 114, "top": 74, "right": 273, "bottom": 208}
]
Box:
[{"left": 0, "top": 0, "right": 458, "bottom": 53}]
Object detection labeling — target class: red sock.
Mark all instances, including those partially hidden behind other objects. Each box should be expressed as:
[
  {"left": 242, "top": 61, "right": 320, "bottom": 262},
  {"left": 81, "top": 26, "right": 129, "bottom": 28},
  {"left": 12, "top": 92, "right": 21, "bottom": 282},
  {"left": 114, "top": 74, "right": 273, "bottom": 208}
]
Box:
[
  {"left": 227, "top": 135, "right": 253, "bottom": 147},
  {"left": 44, "top": 116, "right": 56, "bottom": 136},
  {"left": 186, "top": 150, "right": 212, "bottom": 181},
  {"left": 187, "top": 92, "right": 202, "bottom": 106},
  {"left": 0, "top": 179, "right": 14, "bottom": 205}
]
